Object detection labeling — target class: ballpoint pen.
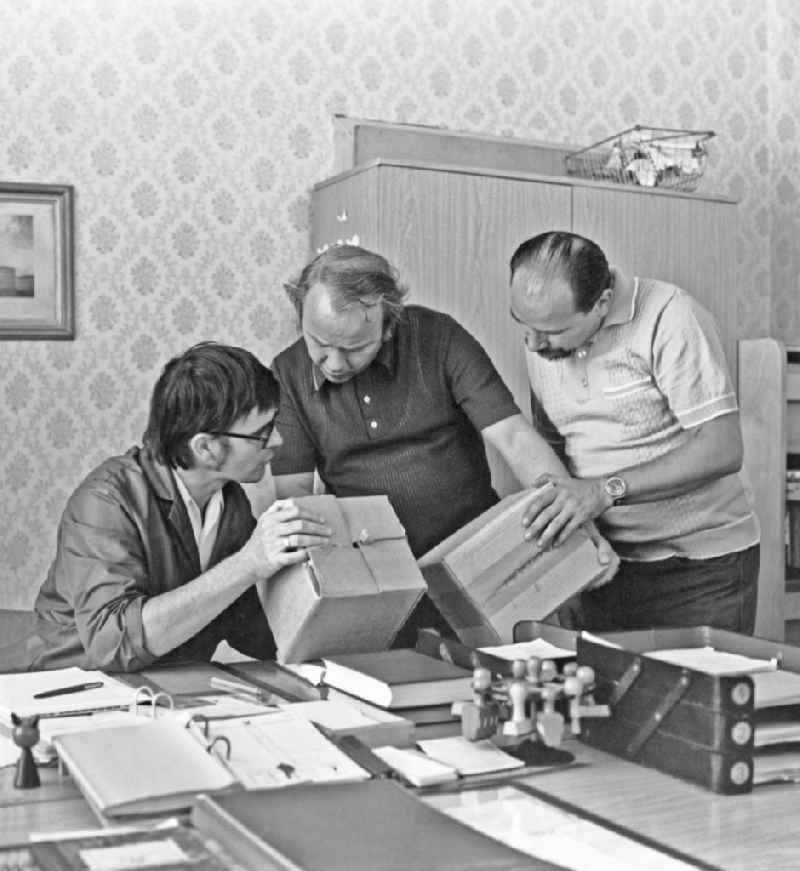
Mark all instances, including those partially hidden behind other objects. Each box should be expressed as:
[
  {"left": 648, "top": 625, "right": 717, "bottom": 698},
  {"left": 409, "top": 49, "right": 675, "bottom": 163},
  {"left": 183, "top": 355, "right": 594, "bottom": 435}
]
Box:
[{"left": 33, "top": 681, "right": 104, "bottom": 699}]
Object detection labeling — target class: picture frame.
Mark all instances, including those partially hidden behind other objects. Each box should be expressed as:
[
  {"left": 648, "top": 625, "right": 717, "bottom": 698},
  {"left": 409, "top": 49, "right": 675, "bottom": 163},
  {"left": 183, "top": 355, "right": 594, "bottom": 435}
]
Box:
[{"left": 0, "top": 182, "right": 74, "bottom": 339}]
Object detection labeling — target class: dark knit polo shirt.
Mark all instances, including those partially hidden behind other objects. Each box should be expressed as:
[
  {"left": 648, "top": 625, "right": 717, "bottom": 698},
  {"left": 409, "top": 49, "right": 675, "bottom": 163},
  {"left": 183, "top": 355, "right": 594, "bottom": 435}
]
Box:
[{"left": 271, "top": 305, "right": 520, "bottom": 558}]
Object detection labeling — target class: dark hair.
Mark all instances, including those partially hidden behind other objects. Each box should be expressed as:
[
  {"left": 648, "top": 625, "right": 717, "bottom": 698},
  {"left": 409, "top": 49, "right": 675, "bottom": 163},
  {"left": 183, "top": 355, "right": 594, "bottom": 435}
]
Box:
[
  {"left": 143, "top": 342, "right": 279, "bottom": 469},
  {"left": 283, "top": 244, "right": 408, "bottom": 328},
  {"left": 509, "top": 231, "right": 611, "bottom": 313}
]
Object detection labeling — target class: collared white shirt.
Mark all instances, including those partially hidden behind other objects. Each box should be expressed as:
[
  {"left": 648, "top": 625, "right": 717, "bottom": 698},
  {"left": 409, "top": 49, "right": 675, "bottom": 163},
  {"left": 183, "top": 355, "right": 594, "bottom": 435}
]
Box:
[{"left": 173, "top": 473, "right": 225, "bottom": 571}]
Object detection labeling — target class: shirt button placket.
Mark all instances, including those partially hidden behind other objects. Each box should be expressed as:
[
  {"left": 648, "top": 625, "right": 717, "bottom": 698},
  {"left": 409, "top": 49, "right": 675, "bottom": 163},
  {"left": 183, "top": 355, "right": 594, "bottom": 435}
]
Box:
[
  {"left": 363, "top": 394, "right": 379, "bottom": 436},
  {"left": 573, "top": 353, "right": 590, "bottom": 401}
]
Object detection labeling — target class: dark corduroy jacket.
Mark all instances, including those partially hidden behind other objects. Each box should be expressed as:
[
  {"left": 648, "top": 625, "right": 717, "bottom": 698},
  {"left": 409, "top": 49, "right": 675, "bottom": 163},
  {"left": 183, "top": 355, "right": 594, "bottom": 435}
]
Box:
[{"left": 20, "top": 446, "right": 275, "bottom": 672}]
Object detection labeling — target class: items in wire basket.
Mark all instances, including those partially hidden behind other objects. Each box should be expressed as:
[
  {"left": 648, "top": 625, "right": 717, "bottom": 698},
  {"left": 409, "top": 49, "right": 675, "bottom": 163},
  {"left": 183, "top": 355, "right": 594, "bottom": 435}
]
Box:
[{"left": 565, "top": 125, "right": 715, "bottom": 191}]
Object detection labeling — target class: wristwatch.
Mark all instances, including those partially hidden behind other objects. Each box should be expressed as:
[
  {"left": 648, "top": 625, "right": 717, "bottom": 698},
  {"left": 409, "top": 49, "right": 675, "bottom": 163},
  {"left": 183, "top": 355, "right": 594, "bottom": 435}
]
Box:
[{"left": 603, "top": 475, "right": 627, "bottom": 505}]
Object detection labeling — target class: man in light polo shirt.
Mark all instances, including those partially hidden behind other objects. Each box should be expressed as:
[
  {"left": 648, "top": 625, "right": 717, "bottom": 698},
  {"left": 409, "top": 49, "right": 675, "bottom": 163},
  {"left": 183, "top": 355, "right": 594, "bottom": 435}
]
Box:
[{"left": 509, "top": 231, "right": 760, "bottom": 633}]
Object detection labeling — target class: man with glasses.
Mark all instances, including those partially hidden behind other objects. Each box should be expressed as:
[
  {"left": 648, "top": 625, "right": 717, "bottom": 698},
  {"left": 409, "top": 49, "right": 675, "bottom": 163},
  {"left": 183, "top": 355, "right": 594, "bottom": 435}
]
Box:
[
  {"left": 17, "top": 342, "right": 331, "bottom": 671},
  {"left": 270, "top": 245, "right": 611, "bottom": 643},
  {"left": 509, "top": 231, "right": 760, "bottom": 633}
]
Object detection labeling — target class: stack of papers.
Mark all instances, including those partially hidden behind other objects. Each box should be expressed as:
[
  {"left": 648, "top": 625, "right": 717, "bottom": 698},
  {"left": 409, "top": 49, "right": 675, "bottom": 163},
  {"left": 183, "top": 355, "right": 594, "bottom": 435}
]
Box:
[
  {"left": 416, "top": 736, "right": 525, "bottom": 776},
  {"left": 478, "top": 639, "right": 575, "bottom": 661},
  {"left": 752, "top": 669, "right": 800, "bottom": 708},
  {"left": 643, "top": 647, "right": 778, "bottom": 675},
  {"left": 0, "top": 667, "right": 135, "bottom": 721},
  {"left": 372, "top": 745, "right": 459, "bottom": 786}
]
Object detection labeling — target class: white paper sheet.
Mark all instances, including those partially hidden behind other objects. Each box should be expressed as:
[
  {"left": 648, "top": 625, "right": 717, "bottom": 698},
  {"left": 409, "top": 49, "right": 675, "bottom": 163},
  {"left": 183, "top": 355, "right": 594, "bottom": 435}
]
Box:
[
  {"left": 372, "top": 745, "right": 458, "bottom": 786},
  {"left": 0, "top": 667, "right": 133, "bottom": 721},
  {"left": 643, "top": 646, "right": 778, "bottom": 675},
  {"left": 202, "top": 710, "right": 370, "bottom": 789},
  {"left": 479, "top": 639, "right": 575, "bottom": 660},
  {"left": 416, "top": 736, "right": 524, "bottom": 776},
  {"left": 80, "top": 839, "right": 189, "bottom": 871}
]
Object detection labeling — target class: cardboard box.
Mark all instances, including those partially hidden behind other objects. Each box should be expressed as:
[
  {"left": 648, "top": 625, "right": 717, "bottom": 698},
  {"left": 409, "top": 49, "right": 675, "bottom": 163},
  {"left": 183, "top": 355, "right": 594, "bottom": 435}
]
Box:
[
  {"left": 257, "top": 495, "right": 425, "bottom": 664},
  {"left": 418, "top": 490, "right": 610, "bottom": 648}
]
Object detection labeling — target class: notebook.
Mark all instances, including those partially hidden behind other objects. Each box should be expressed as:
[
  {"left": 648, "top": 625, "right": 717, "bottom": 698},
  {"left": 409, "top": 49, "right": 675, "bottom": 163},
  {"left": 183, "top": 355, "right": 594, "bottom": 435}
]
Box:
[
  {"left": 52, "top": 718, "right": 240, "bottom": 820},
  {"left": 53, "top": 710, "right": 372, "bottom": 819},
  {"left": 321, "top": 649, "right": 473, "bottom": 709},
  {"left": 372, "top": 745, "right": 459, "bottom": 786},
  {"left": 35, "top": 693, "right": 276, "bottom": 763},
  {"left": 192, "top": 780, "right": 564, "bottom": 870},
  {"left": 325, "top": 685, "right": 457, "bottom": 726}
]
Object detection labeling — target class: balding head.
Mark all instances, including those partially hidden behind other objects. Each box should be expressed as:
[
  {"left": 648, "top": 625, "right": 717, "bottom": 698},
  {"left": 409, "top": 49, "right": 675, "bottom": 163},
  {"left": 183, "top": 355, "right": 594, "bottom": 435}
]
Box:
[{"left": 509, "top": 232, "right": 611, "bottom": 314}]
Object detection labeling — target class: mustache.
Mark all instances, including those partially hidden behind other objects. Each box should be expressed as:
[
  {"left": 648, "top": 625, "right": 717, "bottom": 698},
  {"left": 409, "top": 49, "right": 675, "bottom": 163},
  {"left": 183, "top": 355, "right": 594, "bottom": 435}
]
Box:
[{"left": 535, "top": 347, "right": 573, "bottom": 360}]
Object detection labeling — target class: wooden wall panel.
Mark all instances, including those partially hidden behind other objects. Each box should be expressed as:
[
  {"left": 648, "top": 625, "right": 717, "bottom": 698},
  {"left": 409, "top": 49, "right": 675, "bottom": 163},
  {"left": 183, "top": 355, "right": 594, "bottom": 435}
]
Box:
[{"left": 572, "top": 186, "right": 738, "bottom": 381}]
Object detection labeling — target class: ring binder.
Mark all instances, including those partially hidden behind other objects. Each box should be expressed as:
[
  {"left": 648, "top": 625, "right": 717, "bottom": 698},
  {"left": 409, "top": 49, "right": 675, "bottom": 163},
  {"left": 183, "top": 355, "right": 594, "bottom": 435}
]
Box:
[
  {"left": 133, "top": 685, "right": 175, "bottom": 716},
  {"left": 207, "top": 734, "right": 231, "bottom": 760}
]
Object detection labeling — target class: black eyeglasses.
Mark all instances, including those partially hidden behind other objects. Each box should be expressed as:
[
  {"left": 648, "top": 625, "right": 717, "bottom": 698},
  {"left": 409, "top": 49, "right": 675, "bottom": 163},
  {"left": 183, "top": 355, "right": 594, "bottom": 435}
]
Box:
[{"left": 212, "top": 420, "right": 276, "bottom": 449}]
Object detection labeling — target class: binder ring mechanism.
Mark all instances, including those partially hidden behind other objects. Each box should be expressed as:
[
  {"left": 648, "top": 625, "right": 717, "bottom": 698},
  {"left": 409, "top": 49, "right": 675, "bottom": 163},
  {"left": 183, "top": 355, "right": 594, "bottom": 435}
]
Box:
[
  {"left": 132, "top": 686, "right": 174, "bottom": 718},
  {"left": 182, "top": 712, "right": 231, "bottom": 760},
  {"left": 206, "top": 734, "right": 231, "bottom": 761}
]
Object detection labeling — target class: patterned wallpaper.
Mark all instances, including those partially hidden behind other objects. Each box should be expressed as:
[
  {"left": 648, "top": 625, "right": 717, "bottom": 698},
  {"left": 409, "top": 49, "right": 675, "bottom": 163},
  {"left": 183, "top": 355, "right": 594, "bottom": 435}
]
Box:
[{"left": 0, "top": 0, "right": 796, "bottom": 608}]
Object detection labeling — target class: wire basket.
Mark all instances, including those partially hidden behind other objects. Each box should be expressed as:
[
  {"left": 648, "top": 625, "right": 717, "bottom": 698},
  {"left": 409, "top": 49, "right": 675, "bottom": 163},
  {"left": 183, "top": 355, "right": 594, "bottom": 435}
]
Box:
[{"left": 564, "top": 125, "right": 715, "bottom": 192}]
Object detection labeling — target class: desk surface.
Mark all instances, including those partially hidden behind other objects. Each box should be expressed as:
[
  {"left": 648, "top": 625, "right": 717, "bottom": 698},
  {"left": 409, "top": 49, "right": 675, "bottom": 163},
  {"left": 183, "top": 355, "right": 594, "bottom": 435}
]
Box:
[{"left": 3, "top": 740, "right": 799, "bottom": 869}]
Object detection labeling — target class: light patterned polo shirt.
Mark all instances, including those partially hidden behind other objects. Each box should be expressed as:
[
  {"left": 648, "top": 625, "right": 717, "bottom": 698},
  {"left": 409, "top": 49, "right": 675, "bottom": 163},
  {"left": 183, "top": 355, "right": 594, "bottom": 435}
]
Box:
[{"left": 525, "top": 271, "right": 760, "bottom": 562}]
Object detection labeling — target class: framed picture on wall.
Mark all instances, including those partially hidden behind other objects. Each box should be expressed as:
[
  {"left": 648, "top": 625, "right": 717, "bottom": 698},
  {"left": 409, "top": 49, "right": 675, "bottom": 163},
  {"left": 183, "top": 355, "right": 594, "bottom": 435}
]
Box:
[{"left": 0, "top": 182, "right": 74, "bottom": 339}]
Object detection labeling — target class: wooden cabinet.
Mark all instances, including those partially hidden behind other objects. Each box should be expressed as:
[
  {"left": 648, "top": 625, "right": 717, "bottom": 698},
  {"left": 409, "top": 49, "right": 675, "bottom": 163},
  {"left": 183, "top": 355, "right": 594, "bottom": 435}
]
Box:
[{"left": 739, "top": 340, "right": 800, "bottom": 640}]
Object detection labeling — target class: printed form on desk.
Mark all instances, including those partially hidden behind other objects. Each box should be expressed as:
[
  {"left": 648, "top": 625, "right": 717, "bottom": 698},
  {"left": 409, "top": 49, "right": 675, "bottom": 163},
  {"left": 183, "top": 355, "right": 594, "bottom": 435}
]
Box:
[{"left": 200, "top": 710, "right": 371, "bottom": 789}]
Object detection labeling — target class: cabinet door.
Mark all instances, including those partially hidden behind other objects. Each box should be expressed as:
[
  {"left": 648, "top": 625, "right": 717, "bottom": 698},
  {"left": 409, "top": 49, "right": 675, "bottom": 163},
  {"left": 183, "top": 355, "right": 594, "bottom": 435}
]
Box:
[
  {"left": 374, "top": 166, "right": 572, "bottom": 415},
  {"left": 572, "top": 186, "right": 738, "bottom": 378},
  {"left": 373, "top": 166, "right": 571, "bottom": 495}
]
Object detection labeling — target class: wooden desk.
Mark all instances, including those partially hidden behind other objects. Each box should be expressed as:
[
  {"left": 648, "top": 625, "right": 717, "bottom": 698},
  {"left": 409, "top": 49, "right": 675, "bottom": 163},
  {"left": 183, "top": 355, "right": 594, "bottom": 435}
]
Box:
[
  {"left": 3, "top": 739, "right": 799, "bottom": 868},
  {"left": 524, "top": 744, "right": 800, "bottom": 871},
  {"left": 0, "top": 764, "right": 96, "bottom": 846}
]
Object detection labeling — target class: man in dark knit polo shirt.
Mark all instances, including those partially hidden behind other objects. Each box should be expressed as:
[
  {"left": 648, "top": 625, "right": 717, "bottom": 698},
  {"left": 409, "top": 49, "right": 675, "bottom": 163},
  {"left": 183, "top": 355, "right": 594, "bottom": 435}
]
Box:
[{"left": 270, "top": 245, "right": 605, "bottom": 642}]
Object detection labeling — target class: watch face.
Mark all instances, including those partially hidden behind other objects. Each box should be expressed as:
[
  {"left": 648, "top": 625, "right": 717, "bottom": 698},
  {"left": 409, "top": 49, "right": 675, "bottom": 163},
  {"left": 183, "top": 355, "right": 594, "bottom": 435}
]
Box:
[{"left": 605, "top": 476, "right": 626, "bottom": 500}]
